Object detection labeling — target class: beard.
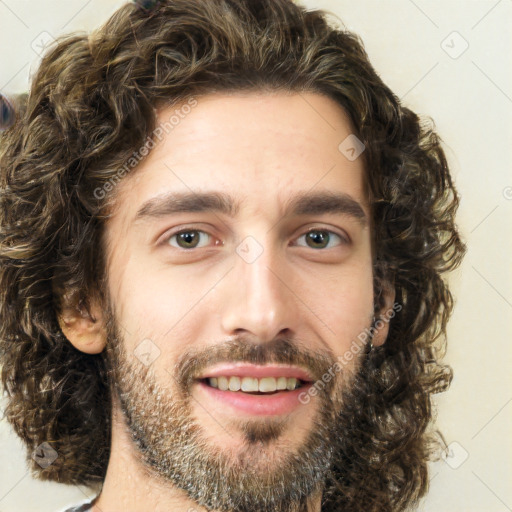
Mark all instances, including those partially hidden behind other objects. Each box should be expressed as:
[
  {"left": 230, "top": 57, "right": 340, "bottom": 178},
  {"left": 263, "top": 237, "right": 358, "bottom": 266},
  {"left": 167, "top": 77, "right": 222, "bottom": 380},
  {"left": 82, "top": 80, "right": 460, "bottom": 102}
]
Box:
[{"left": 102, "top": 298, "right": 371, "bottom": 512}]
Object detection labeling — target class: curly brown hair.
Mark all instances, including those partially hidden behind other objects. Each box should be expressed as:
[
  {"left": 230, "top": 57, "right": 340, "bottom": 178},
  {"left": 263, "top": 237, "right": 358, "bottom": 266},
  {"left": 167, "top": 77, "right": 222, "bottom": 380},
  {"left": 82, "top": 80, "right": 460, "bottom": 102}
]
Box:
[{"left": 0, "top": 0, "right": 466, "bottom": 510}]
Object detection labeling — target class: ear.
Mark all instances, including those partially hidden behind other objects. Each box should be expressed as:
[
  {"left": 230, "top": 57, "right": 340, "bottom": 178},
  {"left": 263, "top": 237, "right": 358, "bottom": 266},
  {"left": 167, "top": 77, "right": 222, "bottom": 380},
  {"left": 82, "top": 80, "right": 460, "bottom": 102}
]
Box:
[
  {"left": 57, "top": 294, "right": 107, "bottom": 354},
  {"left": 371, "top": 282, "right": 397, "bottom": 347}
]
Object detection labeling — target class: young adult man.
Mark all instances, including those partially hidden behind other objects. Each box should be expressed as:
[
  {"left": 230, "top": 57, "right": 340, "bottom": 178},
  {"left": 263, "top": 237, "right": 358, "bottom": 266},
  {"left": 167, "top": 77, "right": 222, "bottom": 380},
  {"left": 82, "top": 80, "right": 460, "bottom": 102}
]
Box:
[{"left": 0, "top": 1, "right": 466, "bottom": 511}]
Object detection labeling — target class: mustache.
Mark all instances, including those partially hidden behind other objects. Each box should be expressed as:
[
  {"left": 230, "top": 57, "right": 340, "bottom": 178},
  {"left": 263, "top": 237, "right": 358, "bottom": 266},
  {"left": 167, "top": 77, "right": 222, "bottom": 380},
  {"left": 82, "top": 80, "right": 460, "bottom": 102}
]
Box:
[{"left": 173, "top": 336, "right": 338, "bottom": 394}]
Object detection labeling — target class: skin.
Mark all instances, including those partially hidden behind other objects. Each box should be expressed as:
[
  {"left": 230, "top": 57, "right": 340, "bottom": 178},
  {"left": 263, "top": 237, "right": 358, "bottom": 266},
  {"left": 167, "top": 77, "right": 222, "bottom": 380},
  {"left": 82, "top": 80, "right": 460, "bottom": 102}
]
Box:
[{"left": 58, "top": 91, "right": 394, "bottom": 512}]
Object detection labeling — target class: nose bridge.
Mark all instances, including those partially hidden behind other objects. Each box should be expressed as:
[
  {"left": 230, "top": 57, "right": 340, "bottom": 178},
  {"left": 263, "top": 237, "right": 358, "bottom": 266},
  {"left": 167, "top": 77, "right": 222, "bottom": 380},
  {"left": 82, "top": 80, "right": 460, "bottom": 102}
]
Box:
[{"left": 220, "top": 229, "right": 296, "bottom": 342}]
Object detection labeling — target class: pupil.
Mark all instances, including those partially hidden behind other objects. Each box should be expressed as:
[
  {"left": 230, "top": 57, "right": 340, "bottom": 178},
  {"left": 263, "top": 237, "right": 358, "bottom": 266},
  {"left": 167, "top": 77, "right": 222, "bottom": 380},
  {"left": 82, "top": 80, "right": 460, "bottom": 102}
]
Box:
[
  {"left": 308, "top": 231, "right": 328, "bottom": 248},
  {"left": 179, "top": 231, "right": 198, "bottom": 248}
]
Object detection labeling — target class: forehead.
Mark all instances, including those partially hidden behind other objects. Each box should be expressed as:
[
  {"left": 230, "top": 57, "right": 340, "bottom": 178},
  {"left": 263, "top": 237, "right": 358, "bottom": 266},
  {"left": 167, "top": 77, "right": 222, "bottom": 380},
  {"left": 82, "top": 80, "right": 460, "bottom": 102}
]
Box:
[{"left": 110, "top": 91, "right": 368, "bottom": 221}]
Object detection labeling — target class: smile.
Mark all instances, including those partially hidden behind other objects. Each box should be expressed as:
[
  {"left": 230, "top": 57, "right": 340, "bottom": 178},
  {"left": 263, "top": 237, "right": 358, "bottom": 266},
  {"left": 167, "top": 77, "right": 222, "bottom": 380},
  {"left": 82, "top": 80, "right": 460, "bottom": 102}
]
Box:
[
  {"left": 196, "top": 379, "right": 314, "bottom": 416},
  {"left": 204, "top": 376, "right": 306, "bottom": 394}
]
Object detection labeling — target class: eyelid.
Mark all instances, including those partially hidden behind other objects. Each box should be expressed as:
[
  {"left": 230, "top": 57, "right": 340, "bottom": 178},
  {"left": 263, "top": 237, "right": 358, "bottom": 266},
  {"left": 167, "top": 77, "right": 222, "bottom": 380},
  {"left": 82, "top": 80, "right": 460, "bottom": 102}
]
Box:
[
  {"left": 156, "top": 224, "right": 219, "bottom": 248},
  {"left": 158, "top": 224, "right": 351, "bottom": 249},
  {"left": 301, "top": 226, "right": 351, "bottom": 245}
]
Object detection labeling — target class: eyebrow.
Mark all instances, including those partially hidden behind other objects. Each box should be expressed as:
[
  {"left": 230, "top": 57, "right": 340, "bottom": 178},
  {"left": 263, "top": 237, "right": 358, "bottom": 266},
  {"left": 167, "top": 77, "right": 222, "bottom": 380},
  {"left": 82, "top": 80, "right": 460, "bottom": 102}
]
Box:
[{"left": 133, "top": 190, "right": 368, "bottom": 227}]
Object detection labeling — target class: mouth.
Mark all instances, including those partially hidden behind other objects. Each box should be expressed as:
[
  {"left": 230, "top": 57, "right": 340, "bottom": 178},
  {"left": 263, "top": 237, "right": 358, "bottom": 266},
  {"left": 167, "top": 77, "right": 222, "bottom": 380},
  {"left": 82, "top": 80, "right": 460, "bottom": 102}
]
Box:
[
  {"left": 199, "top": 376, "right": 311, "bottom": 395},
  {"left": 193, "top": 365, "right": 315, "bottom": 416}
]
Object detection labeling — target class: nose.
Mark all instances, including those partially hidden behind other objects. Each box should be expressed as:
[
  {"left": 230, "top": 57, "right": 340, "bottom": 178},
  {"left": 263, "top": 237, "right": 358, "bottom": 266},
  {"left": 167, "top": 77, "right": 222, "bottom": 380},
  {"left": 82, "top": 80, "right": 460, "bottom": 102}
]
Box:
[{"left": 219, "top": 235, "right": 299, "bottom": 344}]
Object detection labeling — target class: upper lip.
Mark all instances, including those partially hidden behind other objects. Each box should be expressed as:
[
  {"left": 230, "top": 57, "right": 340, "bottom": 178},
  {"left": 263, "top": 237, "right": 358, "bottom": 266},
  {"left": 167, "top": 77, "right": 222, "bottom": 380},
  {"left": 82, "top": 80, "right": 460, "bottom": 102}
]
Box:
[{"left": 196, "top": 363, "right": 314, "bottom": 382}]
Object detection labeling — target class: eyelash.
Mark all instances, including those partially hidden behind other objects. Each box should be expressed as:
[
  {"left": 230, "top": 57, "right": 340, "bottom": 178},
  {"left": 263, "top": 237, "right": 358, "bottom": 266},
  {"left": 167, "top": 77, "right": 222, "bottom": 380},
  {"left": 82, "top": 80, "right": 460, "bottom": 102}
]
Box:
[{"left": 161, "top": 226, "right": 350, "bottom": 251}]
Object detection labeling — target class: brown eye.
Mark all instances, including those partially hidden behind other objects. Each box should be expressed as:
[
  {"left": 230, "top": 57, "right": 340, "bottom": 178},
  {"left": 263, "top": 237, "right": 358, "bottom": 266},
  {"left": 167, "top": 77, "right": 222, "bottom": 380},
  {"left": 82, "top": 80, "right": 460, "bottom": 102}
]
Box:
[
  {"left": 167, "top": 230, "right": 211, "bottom": 249},
  {"left": 295, "top": 229, "right": 347, "bottom": 249}
]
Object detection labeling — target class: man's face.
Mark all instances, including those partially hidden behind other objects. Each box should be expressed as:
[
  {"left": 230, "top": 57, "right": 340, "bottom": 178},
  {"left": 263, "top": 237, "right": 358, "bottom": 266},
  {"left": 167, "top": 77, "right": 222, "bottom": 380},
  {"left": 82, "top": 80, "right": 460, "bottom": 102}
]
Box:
[{"left": 101, "top": 92, "right": 375, "bottom": 511}]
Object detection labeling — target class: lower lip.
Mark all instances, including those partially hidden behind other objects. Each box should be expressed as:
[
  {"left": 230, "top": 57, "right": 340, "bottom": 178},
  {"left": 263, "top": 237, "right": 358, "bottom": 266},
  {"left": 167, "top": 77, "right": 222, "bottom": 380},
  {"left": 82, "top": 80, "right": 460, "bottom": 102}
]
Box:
[{"left": 195, "top": 380, "right": 313, "bottom": 416}]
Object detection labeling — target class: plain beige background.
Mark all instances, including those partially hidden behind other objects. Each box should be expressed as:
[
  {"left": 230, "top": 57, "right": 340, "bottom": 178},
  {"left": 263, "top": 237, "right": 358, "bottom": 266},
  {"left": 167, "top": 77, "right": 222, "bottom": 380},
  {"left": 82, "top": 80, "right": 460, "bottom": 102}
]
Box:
[{"left": 1, "top": 1, "right": 511, "bottom": 511}]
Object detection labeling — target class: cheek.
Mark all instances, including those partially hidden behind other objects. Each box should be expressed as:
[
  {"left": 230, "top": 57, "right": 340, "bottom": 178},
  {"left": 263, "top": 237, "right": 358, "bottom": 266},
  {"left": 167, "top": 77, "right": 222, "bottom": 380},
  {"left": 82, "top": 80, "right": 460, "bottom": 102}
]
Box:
[
  {"left": 310, "top": 262, "right": 374, "bottom": 356},
  {"left": 110, "top": 254, "right": 214, "bottom": 355}
]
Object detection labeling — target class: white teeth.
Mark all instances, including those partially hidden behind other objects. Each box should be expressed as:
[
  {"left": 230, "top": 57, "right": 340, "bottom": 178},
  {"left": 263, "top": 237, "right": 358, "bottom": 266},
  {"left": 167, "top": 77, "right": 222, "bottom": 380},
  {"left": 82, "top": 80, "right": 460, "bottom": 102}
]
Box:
[
  {"left": 259, "top": 377, "right": 277, "bottom": 392},
  {"left": 207, "top": 376, "right": 301, "bottom": 392},
  {"left": 276, "top": 377, "right": 288, "bottom": 390},
  {"left": 286, "top": 378, "right": 298, "bottom": 391},
  {"left": 217, "top": 376, "right": 229, "bottom": 391},
  {"left": 228, "top": 376, "right": 241, "bottom": 391},
  {"left": 241, "top": 377, "right": 259, "bottom": 392}
]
